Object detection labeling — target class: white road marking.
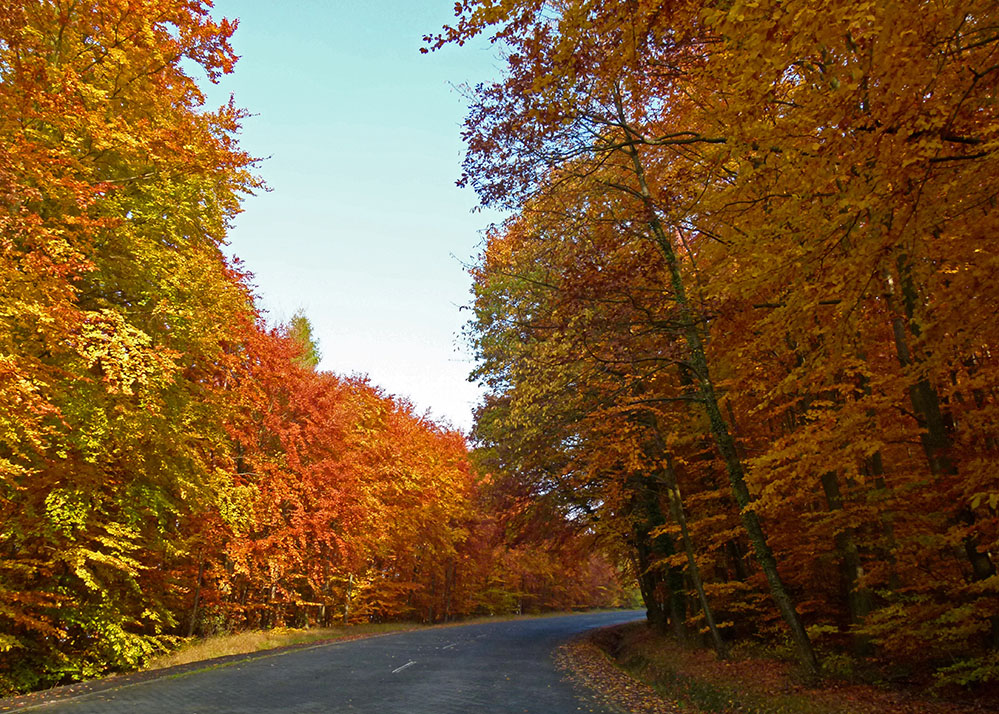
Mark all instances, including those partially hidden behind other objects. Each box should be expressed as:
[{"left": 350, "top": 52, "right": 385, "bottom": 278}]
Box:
[
  {"left": 391, "top": 660, "right": 416, "bottom": 674},
  {"left": 442, "top": 643, "right": 456, "bottom": 650}
]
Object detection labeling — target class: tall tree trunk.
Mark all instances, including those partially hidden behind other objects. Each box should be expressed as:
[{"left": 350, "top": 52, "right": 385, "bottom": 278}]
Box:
[
  {"left": 662, "top": 454, "right": 728, "bottom": 658},
  {"left": 889, "top": 257, "right": 998, "bottom": 647},
  {"left": 634, "top": 539, "right": 666, "bottom": 629},
  {"left": 726, "top": 540, "right": 750, "bottom": 582},
  {"left": 820, "top": 472, "right": 873, "bottom": 655},
  {"left": 615, "top": 87, "right": 819, "bottom": 675},
  {"left": 343, "top": 573, "right": 354, "bottom": 625},
  {"left": 889, "top": 259, "right": 997, "bottom": 584},
  {"left": 632, "top": 474, "right": 688, "bottom": 641},
  {"left": 640, "top": 411, "right": 728, "bottom": 657},
  {"left": 186, "top": 558, "right": 204, "bottom": 638}
]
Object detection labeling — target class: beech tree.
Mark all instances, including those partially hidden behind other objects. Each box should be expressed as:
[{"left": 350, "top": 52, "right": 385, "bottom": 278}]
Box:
[
  {"left": 444, "top": 0, "right": 999, "bottom": 685},
  {"left": 0, "top": 0, "right": 257, "bottom": 691},
  {"left": 0, "top": 2, "right": 629, "bottom": 696}
]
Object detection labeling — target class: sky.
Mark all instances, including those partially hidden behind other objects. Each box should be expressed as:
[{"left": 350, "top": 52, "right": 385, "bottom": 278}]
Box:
[{"left": 200, "top": 1, "right": 504, "bottom": 432}]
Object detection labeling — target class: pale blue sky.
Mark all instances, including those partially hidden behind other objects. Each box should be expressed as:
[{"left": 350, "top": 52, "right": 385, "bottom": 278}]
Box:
[{"left": 202, "top": 1, "right": 502, "bottom": 431}]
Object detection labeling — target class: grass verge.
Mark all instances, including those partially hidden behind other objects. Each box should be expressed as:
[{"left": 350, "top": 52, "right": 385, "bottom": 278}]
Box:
[{"left": 144, "top": 622, "right": 414, "bottom": 671}]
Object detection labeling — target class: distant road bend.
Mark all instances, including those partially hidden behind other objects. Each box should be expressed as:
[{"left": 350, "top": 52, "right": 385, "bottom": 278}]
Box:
[{"left": 26, "top": 610, "right": 646, "bottom": 713}]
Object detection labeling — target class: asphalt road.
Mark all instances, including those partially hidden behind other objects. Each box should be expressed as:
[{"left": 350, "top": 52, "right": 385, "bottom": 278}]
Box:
[{"left": 22, "top": 610, "right": 646, "bottom": 713}]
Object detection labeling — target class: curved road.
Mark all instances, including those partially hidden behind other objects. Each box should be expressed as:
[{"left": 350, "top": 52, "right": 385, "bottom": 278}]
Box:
[{"left": 25, "top": 610, "right": 645, "bottom": 713}]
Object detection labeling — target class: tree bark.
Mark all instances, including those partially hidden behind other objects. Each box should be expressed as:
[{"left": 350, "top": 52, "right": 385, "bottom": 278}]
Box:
[
  {"left": 615, "top": 86, "right": 819, "bottom": 676},
  {"left": 343, "top": 572, "right": 354, "bottom": 625},
  {"left": 820, "top": 471, "right": 873, "bottom": 655},
  {"left": 186, "top": 559, "right": 204, "bottom": 638},
  {"left": 663, "top": 454, "right": 728, "bottom": 658},
  {"left": 890, "top": 259, "right": 997, "bottom": 584},
  {"left": 632, "top": 474, "right": 687, "bottom": 641}
]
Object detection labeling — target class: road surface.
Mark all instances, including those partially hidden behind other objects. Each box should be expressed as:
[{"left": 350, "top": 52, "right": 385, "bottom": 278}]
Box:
[{"left": 20, "top": 610, "right": 645, "bottom": 713}]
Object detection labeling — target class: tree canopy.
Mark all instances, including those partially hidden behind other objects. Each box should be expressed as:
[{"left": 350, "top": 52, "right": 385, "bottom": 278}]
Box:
[
  {"left": 0, "top": 1, "right": 630, "bottom": 695},
  {"left": 444, "top": 0, "right": 999, "bottom": 687}
]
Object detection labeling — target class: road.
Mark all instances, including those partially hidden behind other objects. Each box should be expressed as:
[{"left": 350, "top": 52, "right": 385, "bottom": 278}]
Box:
[{"left": 21, "top": 610, "right": 645, "bottom": 713}]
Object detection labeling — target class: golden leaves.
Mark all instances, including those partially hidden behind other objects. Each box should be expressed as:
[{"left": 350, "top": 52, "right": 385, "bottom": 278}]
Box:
[
  {"left": 454, "top": 0, "right": 999, "bottom": 688},
  {"left": 76, "top": 310, "right": 178, "bottom": 396}
]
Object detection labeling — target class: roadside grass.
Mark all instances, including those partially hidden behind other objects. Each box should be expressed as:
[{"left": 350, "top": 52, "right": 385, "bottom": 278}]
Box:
[
  {"left": 145, "top": 608, "right": 624, "bottom": 672},
  {"left": 587, "top": 622, "right": 997, "bottom": 714},
  {"left": 144, "top": 622, "right": 413, "bottom": 671}
]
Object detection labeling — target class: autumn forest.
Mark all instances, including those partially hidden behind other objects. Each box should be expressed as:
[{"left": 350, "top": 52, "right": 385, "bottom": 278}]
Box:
[
  {"left": 0, "top": 1, "right": 627, "bottom": 696},
  {"left": 442, "top": 0, "right": 999, "bottom": 693},
  {"left": 2, "top": 0, "right": 999, "bottom": 702}
]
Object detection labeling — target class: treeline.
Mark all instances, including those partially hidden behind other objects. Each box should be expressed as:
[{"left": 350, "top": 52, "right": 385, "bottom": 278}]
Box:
[
  {"left": 442, "top": 0, "right": 999, "bottom": 687},
  {"left": 0, "top": 1, "right": 628, "bottom": 696}
]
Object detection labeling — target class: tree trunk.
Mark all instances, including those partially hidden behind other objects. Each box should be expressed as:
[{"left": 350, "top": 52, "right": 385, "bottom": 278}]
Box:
[
  {"left": 663, "top": 454, "right": 728, "bottom": 658},
  {"left": 639, "top": 411, "right": 727, "bottom": 657},
  {"left": 343, "top": 573, "right": 354, "bottom": 625},
  {"left": 820, "top": 472, "right": 873, "bottom": 655},
  {"left": 632, "top": 486, "right": 688, "bottom": 641},
  {"left": 186, "top": 559, "right": 204, "bottom": 638},
  {"left": 889, "top": 260, "right": 997, "bottom": 583},
  {"left": 443, "top": 561, "right": 455, "bottom": 622},
  {"left": 889, "top": 257, "right": 998, "bottom": 646},
  {"left": 616, "top": 87, "right": 819, "bottom": 676},
  {"left": 634, "top": 539, "right": 666, "bottom": 629},
  {"left": 726, "top": 540, "right": 750, "bottom": 582}
]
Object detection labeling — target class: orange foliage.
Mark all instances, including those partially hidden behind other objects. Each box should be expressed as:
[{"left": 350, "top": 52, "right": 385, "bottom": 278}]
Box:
[
  {"left": 0, "top": 0, "right": 629, "bottom": 696},
  {"left": 449, "top": 0, "right": 999, "bottom": 689}
]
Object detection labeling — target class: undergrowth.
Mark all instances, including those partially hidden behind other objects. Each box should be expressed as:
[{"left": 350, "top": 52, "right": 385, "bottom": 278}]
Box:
[{"left": 589, "top": 622, "right": 999, "bottom": 714}]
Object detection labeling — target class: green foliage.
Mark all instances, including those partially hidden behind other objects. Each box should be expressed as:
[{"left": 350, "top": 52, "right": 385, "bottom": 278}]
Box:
[
  {"left": 933, "top": 653, "right": 999, "bottom": 689},
  {"left": 285, "top": 310, "right": 322, "bottom": 370}
]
